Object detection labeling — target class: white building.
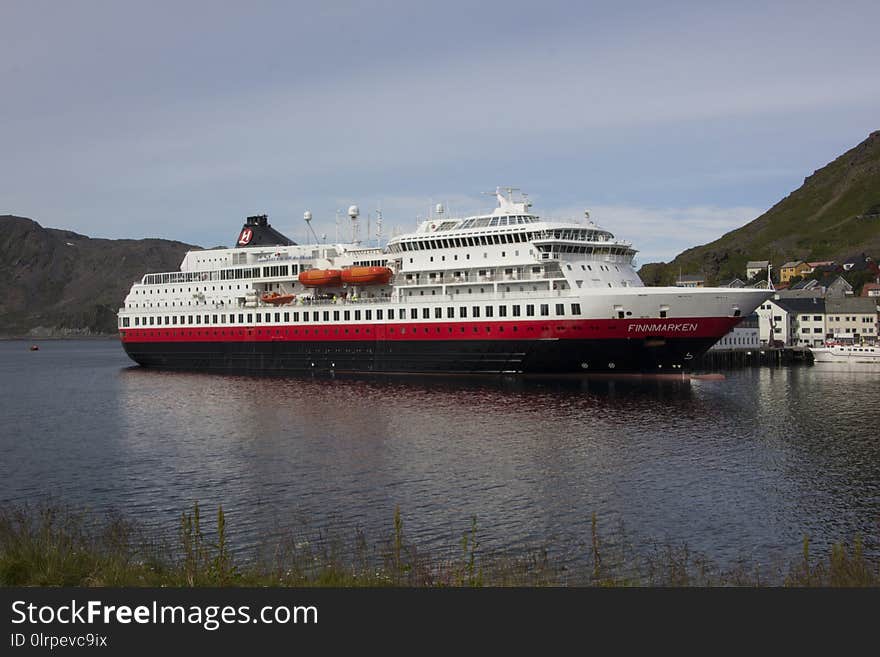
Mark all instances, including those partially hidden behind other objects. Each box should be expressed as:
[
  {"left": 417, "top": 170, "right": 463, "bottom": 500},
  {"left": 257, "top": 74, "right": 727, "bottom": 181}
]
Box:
[
  {"left": 825, "top": 297, "right": 879, "bottom": 343},
  {"left": 757, "top": 296, "right": 826, "bottom": 346},
  {"left": 756, "top": 294, "right": 879, "bottom": 346},
  {"left": 710, "top": 313, "right": 760, "bottom": 350},
  {"left": 746, "top": 260, "right": 770, "bottom": 280}
]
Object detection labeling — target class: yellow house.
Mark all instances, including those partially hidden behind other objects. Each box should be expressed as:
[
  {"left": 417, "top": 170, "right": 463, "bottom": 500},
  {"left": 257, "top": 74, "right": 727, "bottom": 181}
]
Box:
[{"left": 779, "top": 261, "right": 811, "bottom": 283}]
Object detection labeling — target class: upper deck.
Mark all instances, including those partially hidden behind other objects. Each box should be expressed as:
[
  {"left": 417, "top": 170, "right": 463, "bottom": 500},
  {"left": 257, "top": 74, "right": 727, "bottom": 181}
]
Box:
[{"left": 118, "top": 188, "right": 656, "bottom": 323}]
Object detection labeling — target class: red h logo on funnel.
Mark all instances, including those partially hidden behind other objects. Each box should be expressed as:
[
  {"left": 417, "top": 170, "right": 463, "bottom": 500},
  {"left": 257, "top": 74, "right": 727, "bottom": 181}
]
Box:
[{"left": 238, "top": 228, "right": 253, "bottom": 245}]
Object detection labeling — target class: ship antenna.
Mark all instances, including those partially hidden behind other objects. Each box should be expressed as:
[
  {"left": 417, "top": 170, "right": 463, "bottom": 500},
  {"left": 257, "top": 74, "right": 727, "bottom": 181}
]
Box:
[
  {"left": 335, "top": 209, "right": 340, "bottom": 243},
  {"left": 376, "top": 208, "right": 383, "bottom": 248},
  {"left": 348, "top": 205, "right": 360, "bottom": 243},
  {"left": 304, "top": 210, "right": 319, "bottom": 244}
]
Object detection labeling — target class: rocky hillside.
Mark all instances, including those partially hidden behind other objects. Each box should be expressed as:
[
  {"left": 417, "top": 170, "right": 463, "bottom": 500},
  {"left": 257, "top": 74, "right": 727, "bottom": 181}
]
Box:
[
  {"left": 639, "top": 131, "right": 880, "bottom": 285},
  {"left": 0, "top": 216, "right": 197, "bottom": 336}
]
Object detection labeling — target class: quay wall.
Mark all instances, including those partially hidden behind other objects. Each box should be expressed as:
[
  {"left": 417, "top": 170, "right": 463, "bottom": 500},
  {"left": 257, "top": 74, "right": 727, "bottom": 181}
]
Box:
[{"left": 695, "top": 347, "right": 813, "bottom": 370}]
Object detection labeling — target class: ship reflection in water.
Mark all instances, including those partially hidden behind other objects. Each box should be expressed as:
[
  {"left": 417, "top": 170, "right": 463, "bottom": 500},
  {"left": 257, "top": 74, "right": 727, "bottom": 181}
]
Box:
[{"left": 0, "top": 340, "right": 877, "bottom": 572}]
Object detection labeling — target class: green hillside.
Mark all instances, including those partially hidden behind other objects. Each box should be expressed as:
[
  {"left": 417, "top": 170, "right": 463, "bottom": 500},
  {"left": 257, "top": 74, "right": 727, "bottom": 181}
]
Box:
[
  {"left": 0, "top": 216, "right": 196, "bottom": 336},
  {"left": 639, "top": 131, "right": 880, "bottom": 285}
]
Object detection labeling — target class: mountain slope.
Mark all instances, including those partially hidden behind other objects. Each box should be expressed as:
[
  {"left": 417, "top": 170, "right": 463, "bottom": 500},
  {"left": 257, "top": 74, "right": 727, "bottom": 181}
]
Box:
[
  {"left": 0, "top": 216, "right": 198, "bottom": 336},
  {"left": 639, "top": 131, "right": 880, "bottom": 285}
]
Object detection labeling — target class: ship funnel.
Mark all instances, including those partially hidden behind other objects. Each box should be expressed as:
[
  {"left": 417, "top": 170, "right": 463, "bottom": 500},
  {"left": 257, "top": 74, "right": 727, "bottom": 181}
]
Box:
[{"left": 234, "top": 214, "right": 297, "bottom": 248}]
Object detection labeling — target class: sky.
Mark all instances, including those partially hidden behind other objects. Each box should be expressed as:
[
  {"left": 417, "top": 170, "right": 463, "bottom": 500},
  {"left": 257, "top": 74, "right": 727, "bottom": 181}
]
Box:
[{"left": 2, "top": 0, "right": 879, "bottom": 264}]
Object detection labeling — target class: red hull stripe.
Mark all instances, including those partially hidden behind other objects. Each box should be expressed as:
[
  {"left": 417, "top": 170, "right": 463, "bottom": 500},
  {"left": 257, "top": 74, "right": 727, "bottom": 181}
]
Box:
[{"left": 120, "top": 317, "right": 740, "bottom": 343}]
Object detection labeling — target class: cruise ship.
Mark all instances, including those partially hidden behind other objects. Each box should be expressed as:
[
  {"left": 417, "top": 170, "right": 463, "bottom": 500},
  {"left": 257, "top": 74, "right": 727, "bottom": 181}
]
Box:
[{"left": 117, "top": 189, "right": 772, "bottom": 375}]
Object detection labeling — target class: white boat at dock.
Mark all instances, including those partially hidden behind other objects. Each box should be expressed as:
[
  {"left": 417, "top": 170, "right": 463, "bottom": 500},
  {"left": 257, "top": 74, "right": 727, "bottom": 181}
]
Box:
[{"left": 810, "top": 344, "right": 880, "bottom": 365}]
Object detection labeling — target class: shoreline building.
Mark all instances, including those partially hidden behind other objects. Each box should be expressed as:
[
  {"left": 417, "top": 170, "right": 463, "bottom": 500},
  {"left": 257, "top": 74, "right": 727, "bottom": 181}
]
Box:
[
  {"left": 756, "top": 294, "right": 879, "bottom": 346},
  {"left": 709, "top": 313, "right": 760, "bottom": 350},
  {"left": 825, "top": 297, "right": 879, "bottom": 343}
]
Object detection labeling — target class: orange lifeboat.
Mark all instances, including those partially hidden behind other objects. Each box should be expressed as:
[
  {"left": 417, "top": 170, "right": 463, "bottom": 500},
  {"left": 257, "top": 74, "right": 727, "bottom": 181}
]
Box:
[
  {"left": 261, "top": 292, "right": 296, "bottom": 305},
  {"left": 298, "top": 269, "right": 343, "bottom": 287},
  {"left": 341, "top": 266, "right": 393, "bottom": 286}
]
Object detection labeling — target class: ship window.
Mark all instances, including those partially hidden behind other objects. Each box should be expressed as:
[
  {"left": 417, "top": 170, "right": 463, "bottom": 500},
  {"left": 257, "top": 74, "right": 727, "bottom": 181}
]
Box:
[
  {"left": 499, "top": 305, "right": 507, "bottom": 317},
  {"left": 284, "top": 312, "right": 290, "bottom": 322},
  {"left": 434, "top": 307, "right": 442, "bottom": 319},
  {"left": 255, "top": 313, "right": 262, "bottom": 323},
  {"left": 365, "top": 310, "right": 372, "bottom": 320},
  {"left": 312, "top": 311, "right": 319, "bottom": 321},
  {"left": 333, "top": 311, "right": 340, "bottom": 321},
  {"left": 196, "top": 315, "right": 201, "bottom": 324},
  {"left": 472, "top": 306, "right": 480, "bottom": 318},
  {"left": 571, "top": 303, "right": 581, "bottom": 315},
  {"left": 377, "top": 309, "right": 384, "bottom": 320},
  {"left": 485, "top": 306, "right": 493, "bottom": 317},
  {"left": 323, "top": 311, "right": 330, "bottom": 321},
  {"left": 556, "top": 304, "right": 564, "bottom": 316},
  {"left": 447, "top": 307, "right": 454, "bottom": 318},
  {"left": 512, "top": 305, "right": 521, "bottom": 317},
  {"left": 422, "top": 308, "right": 430, "bottom": 319},
  {"left": 274, "top": 312, "right": 280, "bottom": 322},
  {"left": 343, "top": 311, "right": 350, "bottom": 321},
  {"left": 388, "top": 309, "right": 394, "bottom": 320},
  {"left": 540, "top": 304, "right": 549, "bottom": 316},
  {"left": 660, "top": 310, "right": 667, "bottom": 318},
  {"left": 410, "top": 309, "right": 417, "bottom": 320},
  {"left": 247, "top": 314, "right": 252, "bottom": 323},
  {"left": 238, "top": 314, "right": 244, "bottom": 323},
  {"left": 526, "top": 305, "right": 535, "bottom": 317},
  {"left": 149, "top": 316, "right": 155, "bottom": 325},
  {"left": 355, "top": 310, "right": 361, "bottom": 320},
  {"left": 135, "top": 317, "right": 140, "bottom": 326},
  {"left": 459, "top": 307, "right": 467, "bottom": 318}
]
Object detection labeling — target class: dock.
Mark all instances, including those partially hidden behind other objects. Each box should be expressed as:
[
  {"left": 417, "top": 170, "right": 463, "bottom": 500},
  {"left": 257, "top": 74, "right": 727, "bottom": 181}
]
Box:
[{"left": 695, "top": 347, "right": 813, "bottom": 370}]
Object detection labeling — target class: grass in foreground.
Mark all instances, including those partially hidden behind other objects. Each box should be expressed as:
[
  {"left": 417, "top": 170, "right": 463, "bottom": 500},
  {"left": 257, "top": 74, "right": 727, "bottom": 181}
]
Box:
[{"left": 0, "top": 504, "right": 877, "bottom": 587}]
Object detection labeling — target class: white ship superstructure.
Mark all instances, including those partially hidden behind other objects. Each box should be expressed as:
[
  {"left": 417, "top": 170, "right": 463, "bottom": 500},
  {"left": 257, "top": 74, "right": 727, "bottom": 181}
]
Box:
[{"left": 117, "top": 189, "right": 772, "bottom": 374}]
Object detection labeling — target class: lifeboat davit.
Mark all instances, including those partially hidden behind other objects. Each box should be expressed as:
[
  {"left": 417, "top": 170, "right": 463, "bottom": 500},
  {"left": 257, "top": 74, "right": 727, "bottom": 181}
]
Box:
[
  {"left": 298, "top": 269, "right": 343, "bottom": 287},
  {"left": 341, "top": 266, "right": 393, "bottom": 286},
  {"left": 261, "top": 292, "right": 296, "bottom": 305}
]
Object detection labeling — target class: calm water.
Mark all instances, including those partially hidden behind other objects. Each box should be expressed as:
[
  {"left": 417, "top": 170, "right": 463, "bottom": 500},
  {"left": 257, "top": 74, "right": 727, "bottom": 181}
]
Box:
[{"left": 1, "top": 339, "right": 878, "bottom": 575}]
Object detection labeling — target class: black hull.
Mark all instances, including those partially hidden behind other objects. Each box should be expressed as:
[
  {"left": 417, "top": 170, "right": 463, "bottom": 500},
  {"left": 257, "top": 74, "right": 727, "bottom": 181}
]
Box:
[{"left": 122, "top": 337, "right": 717, "bottom": 375}]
